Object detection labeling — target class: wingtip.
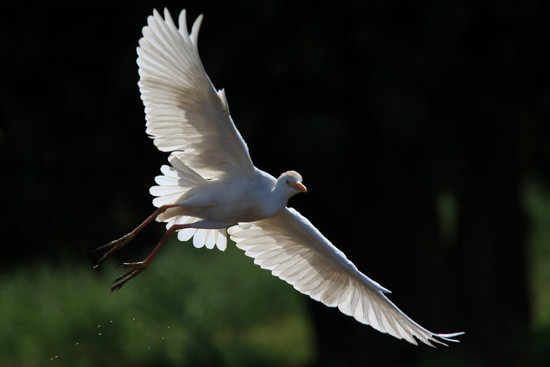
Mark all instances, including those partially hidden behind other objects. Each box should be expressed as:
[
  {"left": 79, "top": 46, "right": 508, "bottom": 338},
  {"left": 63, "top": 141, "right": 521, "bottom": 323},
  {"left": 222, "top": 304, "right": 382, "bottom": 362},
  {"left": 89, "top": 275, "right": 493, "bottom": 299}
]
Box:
[
  {"left": 180, "top": 8, "right": 187, "bottom": 17},
  {"left": 163, "top": 8, "right": 172, "bottom": 21},
  {"left": 432, "top": 331, "right": 465, "bottom": 347},
  {"left": 440, "top": 331, "right": 465, "bottom": 342},
  {"left": 190, "top": 13, "right": 204, "bottom": 46}
]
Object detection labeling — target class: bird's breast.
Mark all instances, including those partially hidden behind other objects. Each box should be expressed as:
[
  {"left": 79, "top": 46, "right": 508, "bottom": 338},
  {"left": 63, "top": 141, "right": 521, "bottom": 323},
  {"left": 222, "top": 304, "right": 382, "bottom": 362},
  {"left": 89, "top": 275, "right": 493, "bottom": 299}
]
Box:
[{"left": 183, "top": 172, "right": 284, "bottom": 224}]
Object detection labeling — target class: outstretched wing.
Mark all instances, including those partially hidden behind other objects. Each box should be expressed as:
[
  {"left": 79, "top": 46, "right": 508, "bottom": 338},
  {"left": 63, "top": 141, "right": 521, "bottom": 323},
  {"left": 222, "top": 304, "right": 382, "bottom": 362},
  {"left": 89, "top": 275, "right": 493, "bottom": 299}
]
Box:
[
  {"left": 138, "top": 8, "right": 256, "bottom": 179},
  {"left": 228, "top": 207, "right": 463, "bottom": 346}
]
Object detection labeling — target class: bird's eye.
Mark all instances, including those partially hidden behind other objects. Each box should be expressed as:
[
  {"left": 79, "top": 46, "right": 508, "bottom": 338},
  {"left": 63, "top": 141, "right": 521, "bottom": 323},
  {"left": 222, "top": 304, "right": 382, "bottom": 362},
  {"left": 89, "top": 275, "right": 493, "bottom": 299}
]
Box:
[{"left": 286, "top": 179, "right": 291, "bottom": 185}]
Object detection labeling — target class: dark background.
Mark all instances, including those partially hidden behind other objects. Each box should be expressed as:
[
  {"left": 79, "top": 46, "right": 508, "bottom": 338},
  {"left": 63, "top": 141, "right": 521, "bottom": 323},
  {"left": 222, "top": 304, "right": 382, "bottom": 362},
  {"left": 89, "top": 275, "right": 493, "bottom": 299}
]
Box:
[{"left": 2, "top": 0, "right": 550, "bottom": 366}]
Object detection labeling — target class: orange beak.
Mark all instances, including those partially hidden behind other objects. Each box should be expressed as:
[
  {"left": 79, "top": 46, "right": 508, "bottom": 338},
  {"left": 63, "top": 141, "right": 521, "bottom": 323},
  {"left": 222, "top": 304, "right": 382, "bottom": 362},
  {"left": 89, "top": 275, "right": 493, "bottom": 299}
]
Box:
[{"left": 292, "top": 182, "right": 307, "bottom": 193}]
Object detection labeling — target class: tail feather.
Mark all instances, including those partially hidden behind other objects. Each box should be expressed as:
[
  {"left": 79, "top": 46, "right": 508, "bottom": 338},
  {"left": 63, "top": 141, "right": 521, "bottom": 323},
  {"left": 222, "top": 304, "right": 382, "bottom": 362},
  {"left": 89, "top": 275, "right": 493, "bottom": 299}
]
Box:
[
  {"left": 150, "top": 152, "right": 227, "bottom": 251},
  {"left": 150, "top": 151, "right": 205, "bottom": 208}
]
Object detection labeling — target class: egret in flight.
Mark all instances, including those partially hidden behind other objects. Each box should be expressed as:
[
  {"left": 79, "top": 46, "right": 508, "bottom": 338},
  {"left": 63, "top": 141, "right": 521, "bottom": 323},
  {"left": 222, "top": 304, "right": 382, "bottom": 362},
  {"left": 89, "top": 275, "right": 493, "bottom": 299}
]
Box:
[{"left": 95, "top": 8, "right": 463, "bottom": 347}]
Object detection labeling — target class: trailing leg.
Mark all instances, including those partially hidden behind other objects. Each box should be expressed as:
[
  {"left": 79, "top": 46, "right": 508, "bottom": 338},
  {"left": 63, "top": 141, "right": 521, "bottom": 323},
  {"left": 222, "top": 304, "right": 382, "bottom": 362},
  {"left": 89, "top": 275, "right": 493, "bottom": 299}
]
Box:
[
  {"left": 108, "top": 223, "right": 189, "bottom": 293},
  {"left": 94, "top": 204, "right": 178, "bottom": 268}
]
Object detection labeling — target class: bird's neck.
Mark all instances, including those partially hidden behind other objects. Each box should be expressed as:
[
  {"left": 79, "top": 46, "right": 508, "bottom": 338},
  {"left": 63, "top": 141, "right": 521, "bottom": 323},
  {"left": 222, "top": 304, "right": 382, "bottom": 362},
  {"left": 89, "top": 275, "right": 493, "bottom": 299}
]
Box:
[{"left": 264, "top": 180, "right": 292, "bottom": 216}]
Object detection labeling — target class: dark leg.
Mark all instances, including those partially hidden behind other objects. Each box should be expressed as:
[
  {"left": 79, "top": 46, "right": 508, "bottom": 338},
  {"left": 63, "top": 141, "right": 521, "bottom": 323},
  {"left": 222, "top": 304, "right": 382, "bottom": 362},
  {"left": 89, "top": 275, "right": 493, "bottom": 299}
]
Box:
[
  {"left": 108, "top": 223, "right": 189, "bottom": 293},
  {"left": 94, "top": 204, "right": 178, "bottom": 268}
]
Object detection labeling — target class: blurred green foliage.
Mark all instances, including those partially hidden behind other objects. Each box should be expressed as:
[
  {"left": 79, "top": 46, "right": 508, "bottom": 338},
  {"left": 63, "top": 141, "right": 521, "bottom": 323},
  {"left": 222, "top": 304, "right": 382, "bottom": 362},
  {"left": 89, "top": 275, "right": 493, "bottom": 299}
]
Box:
[
  {"left": 0, "top": 241, "right": 315, "bottom": 367},
  {"left": 524, "top": 181, "right": 550, "bottom": 328}
]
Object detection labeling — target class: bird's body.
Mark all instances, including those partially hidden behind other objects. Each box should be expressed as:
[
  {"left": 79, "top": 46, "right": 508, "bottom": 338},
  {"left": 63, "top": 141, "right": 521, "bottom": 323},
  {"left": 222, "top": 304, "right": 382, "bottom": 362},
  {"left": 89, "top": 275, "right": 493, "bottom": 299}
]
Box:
[
  {"left": 158, "top": 167, "right": 295, "bottom": 225},
  {"left": 96, "top": 8, "right": 464, "bottom": 347}
]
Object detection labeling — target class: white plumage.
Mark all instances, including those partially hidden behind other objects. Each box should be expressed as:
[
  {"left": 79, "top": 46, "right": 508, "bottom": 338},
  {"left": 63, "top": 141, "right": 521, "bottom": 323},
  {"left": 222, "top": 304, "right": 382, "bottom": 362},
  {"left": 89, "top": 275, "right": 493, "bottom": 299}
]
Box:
[
  {"left": 229, "top": 208, "right": 461, "bottom": 346},
  {"left": 97, "top": 8, "right": 463, "bottom": 347}
]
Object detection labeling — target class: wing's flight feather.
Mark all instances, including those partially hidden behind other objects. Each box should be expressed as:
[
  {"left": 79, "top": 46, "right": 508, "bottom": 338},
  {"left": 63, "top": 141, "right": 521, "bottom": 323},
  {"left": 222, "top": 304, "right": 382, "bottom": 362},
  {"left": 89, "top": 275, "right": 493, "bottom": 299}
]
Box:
[
  {"left": 228, "top": 208, "right": 464, "bottom": 346},
  {"left": 138, "top": 8, "right": 255, "bottom": 179}
]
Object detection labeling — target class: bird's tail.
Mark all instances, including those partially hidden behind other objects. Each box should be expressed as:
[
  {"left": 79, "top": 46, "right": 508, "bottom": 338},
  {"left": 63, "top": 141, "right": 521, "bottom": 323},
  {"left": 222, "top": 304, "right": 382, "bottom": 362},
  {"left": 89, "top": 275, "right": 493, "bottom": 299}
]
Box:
[
  {"left": 149, "top": 152, "right": 228, "bottom": 251},
  {"left": 150, "top": 151, "right": 206, "bottom": 210}
]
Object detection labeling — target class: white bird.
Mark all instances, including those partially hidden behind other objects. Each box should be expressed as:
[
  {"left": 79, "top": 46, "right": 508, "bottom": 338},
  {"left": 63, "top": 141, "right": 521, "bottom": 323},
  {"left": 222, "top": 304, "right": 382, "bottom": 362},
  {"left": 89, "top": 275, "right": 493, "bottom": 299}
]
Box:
[{"left": 96, "top": 8, "right": 464, "bottom": 347}]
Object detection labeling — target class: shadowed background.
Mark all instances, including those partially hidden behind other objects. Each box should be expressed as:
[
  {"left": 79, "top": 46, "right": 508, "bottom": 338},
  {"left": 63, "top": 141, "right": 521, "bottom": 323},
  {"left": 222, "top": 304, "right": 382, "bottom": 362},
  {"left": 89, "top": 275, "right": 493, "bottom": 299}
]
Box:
[{"left": 1, "top": 0, "right": 550, "bottom": 366}]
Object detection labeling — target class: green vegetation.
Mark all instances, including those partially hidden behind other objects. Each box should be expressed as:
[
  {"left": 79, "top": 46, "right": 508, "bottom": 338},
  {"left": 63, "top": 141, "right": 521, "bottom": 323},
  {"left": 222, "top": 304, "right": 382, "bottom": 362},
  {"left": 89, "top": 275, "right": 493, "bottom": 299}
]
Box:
[
  {"left": 524, "top": 181, "right": 550, "bottom": 328},
  {"left": 0, "top": 241, "right": 315, "bottom": 367}
]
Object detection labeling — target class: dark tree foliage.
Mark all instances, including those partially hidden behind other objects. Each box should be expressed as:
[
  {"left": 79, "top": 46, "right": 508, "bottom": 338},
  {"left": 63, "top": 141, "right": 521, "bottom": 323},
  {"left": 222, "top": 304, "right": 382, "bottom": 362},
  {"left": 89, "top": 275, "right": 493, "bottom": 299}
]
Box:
[{"left": 1, "top": 0, "right": 549, "bottom": 366}]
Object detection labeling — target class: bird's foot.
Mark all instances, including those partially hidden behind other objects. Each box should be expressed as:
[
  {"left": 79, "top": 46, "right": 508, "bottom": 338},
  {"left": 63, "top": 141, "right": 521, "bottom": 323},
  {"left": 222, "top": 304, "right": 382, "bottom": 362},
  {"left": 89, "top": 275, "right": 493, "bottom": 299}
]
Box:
[
  {"left": 93, "top": 233, "right": 135, "bottom": 268},
  {"left": 109, "top": 261, "right": 149, "bottom": 294}
]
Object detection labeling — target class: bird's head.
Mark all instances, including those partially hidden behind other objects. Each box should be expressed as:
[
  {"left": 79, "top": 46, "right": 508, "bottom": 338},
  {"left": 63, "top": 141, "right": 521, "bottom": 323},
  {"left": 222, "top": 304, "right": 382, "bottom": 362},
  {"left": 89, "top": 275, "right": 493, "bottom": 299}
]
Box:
[{"left": 277, "top": 171, "right": 307, "bottom": 198}]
